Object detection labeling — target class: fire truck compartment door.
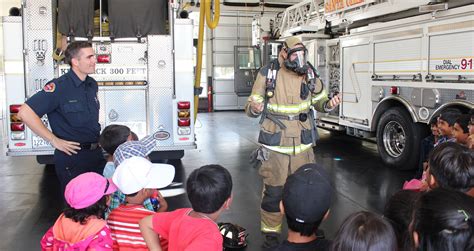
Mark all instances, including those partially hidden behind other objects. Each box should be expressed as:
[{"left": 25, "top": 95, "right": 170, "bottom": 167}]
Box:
[
  {"left": 340, "top": 43, "right": 371, "bottom": 127},
  {"left": 99, "top": 88, "right": 147, "bottom": 139}
]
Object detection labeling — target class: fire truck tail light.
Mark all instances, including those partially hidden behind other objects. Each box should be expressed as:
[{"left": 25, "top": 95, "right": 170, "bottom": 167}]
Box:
[
  {"left": 10, "top": 114, "right": 22, "bottom": 122},
  {"left": 11, "top": 123, "right": 25, "bottom": 131},
  {"left": 97, "top": 55, "right": 110, "bottom": 63},
  {"left": 178, "top": 118, "right": 190, "bottom": 127},
  {"left": 10, "top": 104, "right": 21, "bottom": 113},
  {"left": 178, "top": 110, "right": 190, "bottom": 118},
  {"left": 390, "top": 86, "right": 399, "bottom": 95},
  {"left": 177, "top": 101, "right": 191, "bottom": 110},
  {"left": 11, "top": 132, "right": 25, "bottom": 140}
]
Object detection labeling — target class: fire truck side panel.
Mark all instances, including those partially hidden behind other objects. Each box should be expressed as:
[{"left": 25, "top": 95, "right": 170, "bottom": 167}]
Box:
[{"left": 172, "top": 19, "right": 195, "bottom": 146}]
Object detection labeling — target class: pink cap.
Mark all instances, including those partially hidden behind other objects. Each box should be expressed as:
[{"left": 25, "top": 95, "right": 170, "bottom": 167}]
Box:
[{"left": 65, "top": 172, "right": 118, "bottom": 209}]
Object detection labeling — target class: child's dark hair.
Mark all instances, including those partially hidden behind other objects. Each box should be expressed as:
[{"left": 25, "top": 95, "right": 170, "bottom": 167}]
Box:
[
  {"left": 130, "top": 131, "right": 139, "bottom": 141},
  {"left": 428, "top": 142, "right": 474, "bottom": 192},
  {"left": 411, "top": 188, "right": 474, "bottom": 251},
  {"left": 438, "top": 109, "right": 462, "bottom": 126},
  {"left": 64, "top": 41, "right": 93, "bottom": 66},
  {"left": 286, "top": 215, "right": 322, "bottom": 237},
  {"left": 99, "top": 124, "right": 131, "bottom": 155},
  {"left": 64, "top": 196, "right": 107, "bottom": 224},
  {"left": 384, "top": 190, "right": 420, "bottom": 251},
  {"left": 331, "top": 211, "right": 397, "bottom": 251},
  {"left": 186, "top": 164, "right": 232, "bottom": 214},
  {"left": 429, "top": 116, "right": 438, "bottom": 126},
  {"left": 455, "top": 114, "right": 470, "bottom": 134}
]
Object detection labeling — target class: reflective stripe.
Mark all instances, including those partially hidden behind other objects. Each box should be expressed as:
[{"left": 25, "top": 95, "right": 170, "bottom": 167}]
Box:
[
  {"left": 267, "top": 101, "right": 311, "bottom": 114},
  {"left": 250, "top": 94, "right": 264, "bottom": 103},
  {"left": 263, "top": 143, "right": 313, "bottom": 155},
  {"left": 261, "top": 221, "right": 282, "bottom": 233},
  {"left": 311, "top": 89, "right": 327, "bottom": 104}
]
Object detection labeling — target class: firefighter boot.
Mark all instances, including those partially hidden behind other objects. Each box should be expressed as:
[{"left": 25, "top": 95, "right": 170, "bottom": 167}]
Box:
[{"left": 262, "top": 232, "right": 281, "bottom": 250}]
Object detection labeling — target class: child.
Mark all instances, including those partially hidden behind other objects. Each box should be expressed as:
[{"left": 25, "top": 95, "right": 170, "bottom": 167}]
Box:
[
  {"left": 41, "top": 172, "right": 117, "bottom": 250},
  {"left": 331, "top": 211, "right": 397, "bottom": 251},
  {"left": 140, "top": 164, "right": 233, "bottom": 251},
  {"left": 453, "top": 114, "right": 470, "bottom": 146},
  {"left": 411, "top": 188, "right": 474, "bottom": 251},
  {"left": 435, "top": 109, "right": 461, "bottom": 146},
  {"left": 417, "top": 117, "right": 440, "bottom": 178},
  {"left": 384, "top": 190, "right": 420, "bottom": 251},
  {"left": 108, "top": 136, "right": 169, "bottom": 215},
  {"left": 108, "top": 156, "right": 175, "bottom": 250},
  {"left": 426, "top": 142, "right": 474, "bottom": 196},
  {"left": 275, "top": 163, "right": 333, "bottom": 250},
  {"left": 99, "top": 124, "right": 132, "bottom": 178},
  {"left": 469, "top": 113, "right": 474, "bottom": 149}
]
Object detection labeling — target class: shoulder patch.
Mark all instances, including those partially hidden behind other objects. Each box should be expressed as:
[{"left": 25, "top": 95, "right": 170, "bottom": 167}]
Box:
[{"left": 43, "top": 82, "right": 56, "bottom": 93}]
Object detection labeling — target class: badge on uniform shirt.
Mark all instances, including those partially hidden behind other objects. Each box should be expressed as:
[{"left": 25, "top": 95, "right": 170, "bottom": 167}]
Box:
[{"left": 43, "top": 82, "right": 56, "bottom": 93}]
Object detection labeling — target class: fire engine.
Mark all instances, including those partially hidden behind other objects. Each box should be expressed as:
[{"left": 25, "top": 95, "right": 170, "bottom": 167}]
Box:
[
  {"left": 2, "top": 0, "right": 197, "bottom": 163},
  {"left": 274, "top": 0, "right": 473, "bottom": 169}
]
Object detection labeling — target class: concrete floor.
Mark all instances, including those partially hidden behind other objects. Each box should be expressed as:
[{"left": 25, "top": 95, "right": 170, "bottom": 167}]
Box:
[{"left": 0, "top": 111, "right": 415, "bottom": 250}]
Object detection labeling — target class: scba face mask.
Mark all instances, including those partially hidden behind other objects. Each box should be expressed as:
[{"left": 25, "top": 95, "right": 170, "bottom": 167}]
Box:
[{"left": 284, "top": 46, "right": 309, "bottom": 75}]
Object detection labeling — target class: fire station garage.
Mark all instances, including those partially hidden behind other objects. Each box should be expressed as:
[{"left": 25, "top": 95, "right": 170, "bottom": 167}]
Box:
[{"left": 0, "top": 0, "right": 473, "bottom": 250}]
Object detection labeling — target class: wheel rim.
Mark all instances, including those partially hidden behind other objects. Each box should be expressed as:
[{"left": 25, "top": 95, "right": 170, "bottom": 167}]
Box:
[{"left": 382, "top": 121, "right": 406, "bottom": 158}]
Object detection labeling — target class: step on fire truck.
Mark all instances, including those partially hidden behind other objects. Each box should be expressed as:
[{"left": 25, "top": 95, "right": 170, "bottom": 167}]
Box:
[
  {"left": 276, "top": 0, "right": 473, "bottom": 169},
  {"left": 2, "top": 0, "right": 196, "bottom": 164}
]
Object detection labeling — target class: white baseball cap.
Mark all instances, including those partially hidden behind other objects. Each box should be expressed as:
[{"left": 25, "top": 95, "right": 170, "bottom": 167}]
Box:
[{"left": 112, "top": 156, "right": 175, "bottom": 195}]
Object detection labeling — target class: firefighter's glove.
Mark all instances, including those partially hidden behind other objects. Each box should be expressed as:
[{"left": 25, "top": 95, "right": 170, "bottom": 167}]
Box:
[
  {"left": 249, "top": 146, "right": 269, "bottom": 168},
  {"left": 325, "top": 93, "right": 342, "bottom": 111},
  {"left": 249, "top": 96, "right": 264, "bottom": 115}
]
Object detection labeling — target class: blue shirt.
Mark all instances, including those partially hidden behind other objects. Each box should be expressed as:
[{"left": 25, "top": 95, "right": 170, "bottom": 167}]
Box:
[{"left": 26, "top": 70, "right": 101, "bottom": 143}]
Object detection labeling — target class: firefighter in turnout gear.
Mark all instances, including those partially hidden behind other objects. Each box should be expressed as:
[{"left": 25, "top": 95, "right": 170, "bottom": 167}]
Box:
[{"left": 245, "top": 36, "right": 341, "bottom": 249}]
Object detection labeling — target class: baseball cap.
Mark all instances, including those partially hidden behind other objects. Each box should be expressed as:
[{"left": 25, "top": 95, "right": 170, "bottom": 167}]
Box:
[
  {"left": 65, "top": 172, "right": 118, "bottom": 209},
  {"left": 114, "top": 135, "right": 156, "bottom": 166},
  {"left": 283, "top": 163, "right": 333, "bottom": 224},
  {"left": 112, "top": 156, "right": 175, "bottom": 195},
  {"left": 284, "top": 36, "right": 302, "bottom": 49}
]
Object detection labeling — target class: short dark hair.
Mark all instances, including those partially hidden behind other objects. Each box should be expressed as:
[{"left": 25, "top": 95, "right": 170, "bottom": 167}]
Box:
[
  {"left": 412, "top": 188, "right": 474, "bottom": 251},
  {"left": 428, "top": 142, "right": 474, "bottom": 192},
  {"left": 64, "top": 196, "right": 107, "bottom": 224},
  {"left": 64, "top": 41, "right": 93, "bottom": 66},
  {"left": 455, "top": 114, "right": 470, "bottom": 134},
  {"left": 99, "top": 124, "right": 131, "bottom": 155},
  {"left": 331, "top": 211, "right": 397, "bottom": 251},
  {"left": 130, "top": 131, "right": 139, "bottom": 141},
  {"left": 186, "top": 164, "right": 232, "bottom": 214},
  {"left": 286, "top": 215, "right": 322, "bottom": 237},
  {"left": 438, "top": 109, "right": 462, "bottom": 126},
  {"left": 384, "top": 190, "right": 421, "bottom": 251}
]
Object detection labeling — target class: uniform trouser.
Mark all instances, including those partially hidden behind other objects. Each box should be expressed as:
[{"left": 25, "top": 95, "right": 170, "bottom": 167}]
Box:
[
  {"left": 54, "top": 148, "right": 106, "bottom": 195},
  {"left": 259, "top": 148, "right": 315, "bottom": 234}
]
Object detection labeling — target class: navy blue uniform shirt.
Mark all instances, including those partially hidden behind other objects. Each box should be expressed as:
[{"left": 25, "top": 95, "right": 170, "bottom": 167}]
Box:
[{"left": 26, "top": 70, "right": 101, "bottom": 143}]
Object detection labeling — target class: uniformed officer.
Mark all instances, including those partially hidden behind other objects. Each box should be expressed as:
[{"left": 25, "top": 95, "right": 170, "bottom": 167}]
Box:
[
  {"left": 245, "top": 36, "right": 341, "bottom": 249},
  {"left": 18, "top": 41, "right": 105, "bottom": 193}
]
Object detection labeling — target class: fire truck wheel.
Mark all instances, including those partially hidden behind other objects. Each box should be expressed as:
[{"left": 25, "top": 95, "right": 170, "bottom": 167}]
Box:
[
  {"left": 36, "top": 155, "right": 54, "bottom": 165},
  {"left": 148, "top": 150, "right": 185, "bottom": 162},
  {"left": 376, "top": 107, "right": 425, "bottom": 170}
]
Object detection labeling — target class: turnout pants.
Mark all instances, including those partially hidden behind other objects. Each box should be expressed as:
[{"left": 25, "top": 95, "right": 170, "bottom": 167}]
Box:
[
  {"left": 259, "top": 148, "right": 315, "bottom": 233},
  {"left": 54, "top": 148, "right": 106, "bottom": 195}
]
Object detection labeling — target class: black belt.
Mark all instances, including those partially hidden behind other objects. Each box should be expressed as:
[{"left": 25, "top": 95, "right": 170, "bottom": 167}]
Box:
[
  {"left": 270, "top": 113, "right": 308, "bottom": 122},
  {"left": 80, "top": 143, "right": 100, "bottom": 150}
]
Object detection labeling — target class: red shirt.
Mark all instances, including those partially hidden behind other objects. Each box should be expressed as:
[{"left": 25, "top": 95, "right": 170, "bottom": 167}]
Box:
[
  {"left": 152, "top": 208, "right": 223, "bottom": 251},
  {"left": 107, "top": 204, "right": 168, "bottom": 251}
]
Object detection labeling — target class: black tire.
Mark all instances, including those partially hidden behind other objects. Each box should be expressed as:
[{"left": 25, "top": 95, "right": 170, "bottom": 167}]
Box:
[
  {"left": 376, "top": 107, "right": 425, "bottom": 170},
  {"left": 36, "top": 155, "right": 54, "bottom": 165},
  {"left": 148, "top": 150, "right": 185, "bottom": 162}
]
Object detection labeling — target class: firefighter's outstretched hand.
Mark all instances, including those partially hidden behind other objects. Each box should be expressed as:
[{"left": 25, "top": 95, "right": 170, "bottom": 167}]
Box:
[
  {"left": 250, "top": 96, "right": 264, "bottom": 114},
  {"left": 51, "top": 136, "right": 81, "bottom": 155},
  {"left": 328, "top": 93, "right": 342, "bottom": 109}
]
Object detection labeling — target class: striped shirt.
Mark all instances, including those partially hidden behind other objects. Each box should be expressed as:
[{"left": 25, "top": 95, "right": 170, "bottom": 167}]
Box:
[{"left": 107, "top": 204, "right": 167, "bottom": 251}]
